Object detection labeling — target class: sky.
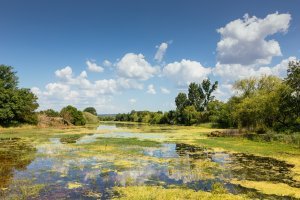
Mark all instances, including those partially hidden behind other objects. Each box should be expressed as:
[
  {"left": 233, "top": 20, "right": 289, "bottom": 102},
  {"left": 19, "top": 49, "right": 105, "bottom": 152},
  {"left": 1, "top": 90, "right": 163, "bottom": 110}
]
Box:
[{"left": 0, "top": 0, "right": 300, "bottom": 114}]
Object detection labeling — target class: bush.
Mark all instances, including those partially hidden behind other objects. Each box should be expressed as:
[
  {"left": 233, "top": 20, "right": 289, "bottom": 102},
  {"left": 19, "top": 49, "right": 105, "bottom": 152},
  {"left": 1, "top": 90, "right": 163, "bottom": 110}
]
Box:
[
  {"left": 0, "top": 65, "right": 39, "bottom": 126},
  {"left": 83, "top": 107, "right": 97, "bottom": 116},
  {"left": 83, "top": 112, "right": 99, "bottom": 124},
  {"left": 60, "top": 105, "right": 86, "bottom": 126},
  {"left": 40, "top": 109, "right": 60, "bottom": 117}
]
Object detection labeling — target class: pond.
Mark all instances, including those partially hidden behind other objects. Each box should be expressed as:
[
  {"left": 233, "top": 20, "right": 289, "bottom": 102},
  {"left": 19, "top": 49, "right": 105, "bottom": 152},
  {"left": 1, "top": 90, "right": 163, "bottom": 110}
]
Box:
[{"left": 0, "top": 124, "right": 299, "bottom": 199}]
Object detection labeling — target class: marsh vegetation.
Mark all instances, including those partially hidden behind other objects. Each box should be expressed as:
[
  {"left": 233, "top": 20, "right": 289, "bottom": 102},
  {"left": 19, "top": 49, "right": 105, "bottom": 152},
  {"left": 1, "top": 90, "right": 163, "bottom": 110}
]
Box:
[{"left": 0, "top": 123, "right": 300, "bottom": 199}]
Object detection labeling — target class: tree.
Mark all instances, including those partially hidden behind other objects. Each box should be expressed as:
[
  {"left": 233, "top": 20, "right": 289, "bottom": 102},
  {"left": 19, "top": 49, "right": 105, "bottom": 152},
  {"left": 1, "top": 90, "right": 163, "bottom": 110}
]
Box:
[
  {"left": 60, "top": 105, "right": 86, "bottom": 126},
  {"left": 232, "top": 76, "right": 283, "bottom": 131},
  {"left": 0, "top": 65, "right": 18, "bottom": 89},
  {"left": 0, "top": 65, "right": 39, "bottom": 126},
  {"left": 234, "top": 77, "right": 257, "bottom": 98},
  {"left": 199, "top": 79, "right": 218, "bottom": 111},
  {"left": 175, "top": 93, "right": 188, "bottom": 112},
  {"left": 40, "top": 109, "right": 60, "bottom": 117},
  {"left": 182, "top": 105, "right": 198, "bottom": 125},
  {"left": 188, "top": 82, "right": 203, "bottom": 111},
  {"left": 285, "top": 60, "right": 300, "bottom": 119},
  {"left": 83, "top": 107, "right": 97, "bottom": 116}
]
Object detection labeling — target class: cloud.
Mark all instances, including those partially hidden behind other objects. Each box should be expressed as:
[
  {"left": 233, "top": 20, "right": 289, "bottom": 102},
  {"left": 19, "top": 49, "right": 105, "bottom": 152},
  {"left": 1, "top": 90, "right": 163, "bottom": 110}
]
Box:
[
  {"left": 129, "top": 98, "right": 137, "bottom": 104},
  {"left": 86, "top": 60, "right": 104, "bottom": 72},
  {"left": 147, "top": 84, "right": 156, "bottom": 94},
  {"left": 117, "top": 53, "right": 159, "bottom": 80},
  {"left": 163, "top": 59, "right": 211, "bottom": 86},
  {"left": 217, "top": 12, "right": 291, "bottom": 65},
  {"left": 33, "top": 65, "right": 148, "bottom": 113},
  {"left": 117, "top": 78, "right": 143, "bottom": 90},
  {"left": 103, "top": 59, "right": 112, "bottom": 67},
  {"left": 160, "top": 87, "right": 170, "bottom": 94},
  {"left": 213, "top": 56, "right": 297, "bottom": 81},
  {"left": 55, "top": 66, "right": 73, "bottom": 79},
  {"left": 154, "top": 42, "right": 168, "bottom": 62}
]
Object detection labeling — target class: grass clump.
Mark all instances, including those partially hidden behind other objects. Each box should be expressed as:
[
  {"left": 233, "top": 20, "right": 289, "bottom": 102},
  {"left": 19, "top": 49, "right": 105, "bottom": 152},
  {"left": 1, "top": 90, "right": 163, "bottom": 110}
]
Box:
[
  {"left": 96, "top": 137, "right": 161, "bottom": 147},
  {"left": 113, "top": 186, "right": 248, "bottom": 200},
  {"left": 231, "top": 179, "right": 300, "bottom": 198},
  {"left": 60, "top": 134, "right": 82, "bottom": 143}
]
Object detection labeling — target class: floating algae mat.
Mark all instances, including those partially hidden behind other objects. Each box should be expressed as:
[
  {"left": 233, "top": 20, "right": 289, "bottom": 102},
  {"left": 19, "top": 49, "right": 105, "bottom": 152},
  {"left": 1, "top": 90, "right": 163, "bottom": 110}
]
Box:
[{"left": 0, "top": 123, "right": 300, "bottom": 199}]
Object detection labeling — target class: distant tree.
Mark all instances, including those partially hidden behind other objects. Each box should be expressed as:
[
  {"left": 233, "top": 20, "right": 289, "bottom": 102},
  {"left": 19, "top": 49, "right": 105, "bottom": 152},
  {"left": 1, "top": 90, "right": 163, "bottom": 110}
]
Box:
[
  {"left": 40, "top": 109, "right": 60, "bottom": 117},
  {"left": 234, "top": 77, "right": 257, "bottom": 98},
  {"left": 0, "top": 65, "right": 39, "bottom": 126},
  {"left": 0, "top": 65, "right": 18, "bottom": 89},
  {"left": 285, "top": 60, "right": 300, "bottom": 119},
  {"left": 150, "top": 112, "right": 164, "bottom": 124},
  {"left": 175, "top": 93, "right": 188, "bottom": 112},
  {"left": 60, "top": 105, "right": 86, "bottom": 126},
  {"left": 161, "top": 110, "right": 177, "bottom": 124},
  {"left": 182, "top": 105, "right": 198, "bottom": 125},
  {"left": 188, "top": 82, "right": 203, "bottom": 111},
  {"left": 199, "top": 79, "right": 218, "bottom": 111},
  {"left": 83, "top": 107, "right": 97, "bottom": 116}
]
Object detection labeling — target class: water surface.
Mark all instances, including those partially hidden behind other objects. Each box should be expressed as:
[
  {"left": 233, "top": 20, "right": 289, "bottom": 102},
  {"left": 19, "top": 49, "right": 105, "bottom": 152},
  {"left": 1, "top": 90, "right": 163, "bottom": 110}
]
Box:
[{"left": 0, "top": 124, "right": 299, "bottom": 199}]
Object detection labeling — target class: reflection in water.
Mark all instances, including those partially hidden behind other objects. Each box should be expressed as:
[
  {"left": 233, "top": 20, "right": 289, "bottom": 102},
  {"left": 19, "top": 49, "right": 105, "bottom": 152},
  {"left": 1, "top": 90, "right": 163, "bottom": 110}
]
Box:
[
  {"left": 0, "top": 138, "right": 36, "bottom": 188},
  {"left": 1, "top": 124, "right": 299, "bottom": 200}
]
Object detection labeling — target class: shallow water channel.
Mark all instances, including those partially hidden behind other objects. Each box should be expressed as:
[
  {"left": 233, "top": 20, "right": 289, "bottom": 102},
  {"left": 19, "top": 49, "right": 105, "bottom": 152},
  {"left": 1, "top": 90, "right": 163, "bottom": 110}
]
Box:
[{"left": 0, "top": 124, "right": 299, "bottom": 199}]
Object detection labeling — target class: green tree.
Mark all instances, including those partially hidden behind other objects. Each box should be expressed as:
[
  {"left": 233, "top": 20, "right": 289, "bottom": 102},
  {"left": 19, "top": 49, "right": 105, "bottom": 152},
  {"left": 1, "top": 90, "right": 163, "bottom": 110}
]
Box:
[
  {"left": 285, "top": 60, "right": 300, "bottom": 119},
  {"left": 83, "top": 107, "right": 97, "bottom": 116},
  {"left": 188, "top": 82, "right": 203, "bottom": 111},
  {"left": 0, "top": 65, "right": 39, "bottom": 126},
  {"left": 40, "top": 109, "right": 60, "bottom": 117},
  {"left": 0, "top": 65, "right": 18, "bottom": 89},
  {"left": 175, "top": 93, "right": 188, "bottom": 112},
  {"left": 182, "top": 105, "right": 198, "bottom": 125},
  {"left": 232, "top": 76, "right": 283, "bottom": 131},
  {"left": 60, "top": 105, "right": 86, "bottom": 126},
  {"left": 199, "top": 79, "right": 218, "bottom": 111}
]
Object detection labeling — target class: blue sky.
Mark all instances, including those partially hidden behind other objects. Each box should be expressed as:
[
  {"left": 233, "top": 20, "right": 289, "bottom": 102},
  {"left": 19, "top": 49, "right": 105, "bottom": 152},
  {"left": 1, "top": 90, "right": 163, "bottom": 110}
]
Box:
[{"left": 0, "top": 0, "right": 300, "bottom": 113}]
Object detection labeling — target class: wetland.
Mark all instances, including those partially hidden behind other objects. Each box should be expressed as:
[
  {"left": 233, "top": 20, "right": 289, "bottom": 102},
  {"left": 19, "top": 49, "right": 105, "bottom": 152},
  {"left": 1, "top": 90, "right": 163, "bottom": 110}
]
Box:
[{"left": 0, "top": 123, "right": 300, "bottom": 199}]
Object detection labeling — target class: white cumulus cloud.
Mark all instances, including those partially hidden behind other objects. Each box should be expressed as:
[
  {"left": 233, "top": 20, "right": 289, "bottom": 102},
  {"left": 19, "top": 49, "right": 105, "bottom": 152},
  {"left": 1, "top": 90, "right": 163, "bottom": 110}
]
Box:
[
  {"left": 117, "top": 53, "right": 159, "bottom": 80},
  {"left": 163, "top": 59, "right": 211, "bottom": 86},
  {"left": 217, "top": 12, "right": 291, "bottom": 65},
  {"left": 86, "top": 60, "right": 104, "bottom": 72},
  {"left": 213, "top": 56, "right": 297, "bottom": 81}
]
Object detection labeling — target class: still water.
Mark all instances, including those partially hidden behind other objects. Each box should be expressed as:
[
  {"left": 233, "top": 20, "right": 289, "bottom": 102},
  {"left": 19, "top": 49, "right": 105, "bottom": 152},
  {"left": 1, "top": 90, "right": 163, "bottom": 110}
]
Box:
[{"left": 0, "top": 124, "right": 299, "bottom": 199}]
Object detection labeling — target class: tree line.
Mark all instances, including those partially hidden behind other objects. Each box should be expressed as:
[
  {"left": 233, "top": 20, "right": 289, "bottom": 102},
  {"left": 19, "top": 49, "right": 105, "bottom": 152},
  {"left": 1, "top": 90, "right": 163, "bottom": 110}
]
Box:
[
  {"left": 1, "top": 61, "right": 299, "bottom": 132},
  {"left": 115, "top": 61, "right": 300, "bottom": 133},
  {"left": 0, "top": 65, "right": 99, "bottom": 127}
]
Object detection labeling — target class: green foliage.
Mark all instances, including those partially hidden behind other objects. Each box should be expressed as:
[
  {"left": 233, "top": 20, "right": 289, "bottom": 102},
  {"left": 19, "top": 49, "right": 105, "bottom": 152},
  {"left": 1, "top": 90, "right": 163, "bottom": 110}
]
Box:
[
  {"left": 83, "top": 112, "right": 99, "bottom": 124},
  {"left": 0, "top": 65, "right": 39, "bottom": 126},
  {"left": 83, "top": 107, "right": 97, "bottom": 116},
  {"left": 60, "top": 105, "right": 86, "bottom": 126},
  {"left": 0, "top": 65, "right": 18, "bottom": 89},
  {"left": 231, "top": 76, "right": 283, "bottom": 131},
  {"left": 188, "top": 82, "right": 203, "bottom": 111},
  {"left": 182, "top": 105, "right": 199, "bottom": 125},
  {"left": 281, "top": 60, "right": 300, "bottom": 129},
  {"left": 175, "top": 92, "right": 188, "bottom": 112},
  {"left": 199, "top": 79, "right": 218, "bottom": 111},
  {"left": 207, "top": 100, "right": 233, "bottom": 128},
  {"left": 39, "top": 109, "right": 60, "bottom": 117}
]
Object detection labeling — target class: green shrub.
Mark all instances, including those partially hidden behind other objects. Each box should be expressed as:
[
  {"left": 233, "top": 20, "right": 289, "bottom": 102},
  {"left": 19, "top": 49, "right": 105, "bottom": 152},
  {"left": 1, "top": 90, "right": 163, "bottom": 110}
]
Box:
[
  {"left": 83, "top": 112, "right": 99, "bottom": 124},
  {"left": 60, "top": 105, "right": 86, "bottom": 126}
]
